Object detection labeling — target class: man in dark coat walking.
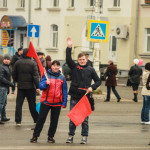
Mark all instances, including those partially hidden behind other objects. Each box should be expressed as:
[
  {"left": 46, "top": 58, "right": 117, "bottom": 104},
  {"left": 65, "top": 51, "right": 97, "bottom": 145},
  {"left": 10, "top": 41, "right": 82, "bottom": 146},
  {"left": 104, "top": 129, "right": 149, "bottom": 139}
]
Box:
[
  {"left": 104, "top": 60, "right": 121, "bottom": 102},
  {"left": 65, "top": 38, "right": 101, "bottom": 144},
  {"left": 0, "top": 54, "right": 14, "bottom": 124},
  {"left": 12, "top": 48, "right": 40, "bottom": 126},
  {"left": 10, "top": 47, "right": 23, "bottom": 94}
]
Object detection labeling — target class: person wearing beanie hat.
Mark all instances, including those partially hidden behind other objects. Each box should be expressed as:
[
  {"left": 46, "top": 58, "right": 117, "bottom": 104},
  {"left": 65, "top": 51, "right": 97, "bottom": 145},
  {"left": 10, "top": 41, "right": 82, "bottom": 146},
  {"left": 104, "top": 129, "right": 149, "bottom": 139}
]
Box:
[
  {"left": 3, "top": 54, "right": 11, "bottom": 60},
  {"left": 12, "top": 48, "right": 40, "bottom": 127},
  {"left": 10, "top": 48, "right": 23, "bottom": 94},
  {"left": 128, "top": 60, "right": 143, "bottom": 102},
  {"left": 0, "top": 54, "right": 14, "bottom": 124}
]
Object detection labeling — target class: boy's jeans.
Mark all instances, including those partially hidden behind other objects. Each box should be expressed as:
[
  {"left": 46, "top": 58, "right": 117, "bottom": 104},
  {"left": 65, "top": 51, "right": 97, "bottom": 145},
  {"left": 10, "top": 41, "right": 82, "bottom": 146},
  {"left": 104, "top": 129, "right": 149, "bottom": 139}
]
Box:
[{"left": 68, "top": 98, "right": 89, "bottom": 137}]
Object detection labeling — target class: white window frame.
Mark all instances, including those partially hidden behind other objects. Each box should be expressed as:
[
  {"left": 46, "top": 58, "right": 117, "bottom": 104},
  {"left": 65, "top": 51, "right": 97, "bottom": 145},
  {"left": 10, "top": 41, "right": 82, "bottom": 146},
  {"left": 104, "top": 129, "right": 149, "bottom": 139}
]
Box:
[
  {"left": 18, "top": 0, "right": 25, "bottom": 8},
  {"left": 36, "top": 0, "right": 41, "bottom": 8},
  {"left": 68, "top": 0, "right": 74, "bottom": 8},
  {"left": 108, "top": 35, "right": 117, "bottom": 62},
  {"left": 50, "top": 25, "right": 58, "bottom": 48},
  {"left": 113, "top": 0, "right": 120, "bottom": 7},
  {"left": 145, "top": 28, "right": 150, "bottom": 52}
]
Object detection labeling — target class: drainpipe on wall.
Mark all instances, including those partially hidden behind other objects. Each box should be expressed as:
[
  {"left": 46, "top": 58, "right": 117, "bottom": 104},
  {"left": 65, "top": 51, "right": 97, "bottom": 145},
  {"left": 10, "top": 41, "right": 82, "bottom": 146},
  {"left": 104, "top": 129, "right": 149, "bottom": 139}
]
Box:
[
  {"left": 27, "top": 0, "right": 31, "bottom": 46},
  {"left": 134, "top": 0, "right": 139, "bottom": 58}
]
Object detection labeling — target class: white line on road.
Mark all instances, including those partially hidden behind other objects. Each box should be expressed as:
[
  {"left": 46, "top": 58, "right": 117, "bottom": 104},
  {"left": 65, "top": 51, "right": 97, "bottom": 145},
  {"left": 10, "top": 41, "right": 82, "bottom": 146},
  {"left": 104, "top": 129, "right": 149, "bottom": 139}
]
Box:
[{"left": 0, "top": 146, "right": 150, "bottom": 150}]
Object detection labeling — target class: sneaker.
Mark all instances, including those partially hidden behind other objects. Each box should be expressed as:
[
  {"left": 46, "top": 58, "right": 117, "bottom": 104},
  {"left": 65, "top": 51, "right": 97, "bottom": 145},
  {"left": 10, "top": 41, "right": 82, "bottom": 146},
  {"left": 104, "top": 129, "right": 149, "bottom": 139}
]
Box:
[
  {"left": 80, "top": 136, "right": 87, "bottom": 144},
  {"left": 141, "top": 121, "right": 145, "bottom": 124},
  {"left": 66, "top": 135, "right": 73, "bottom": 143},
  {"left": 47, "top": 137, "right": 55, "bottom": 143},
  {"left": 30, "top": 137, "right": 38, "bottom": 143},
  {"left": 145, "top": 121, "right": 150, "bottom": 124},
  {"left": 16, "top": 122, "right": 21, "bottom": 127}
]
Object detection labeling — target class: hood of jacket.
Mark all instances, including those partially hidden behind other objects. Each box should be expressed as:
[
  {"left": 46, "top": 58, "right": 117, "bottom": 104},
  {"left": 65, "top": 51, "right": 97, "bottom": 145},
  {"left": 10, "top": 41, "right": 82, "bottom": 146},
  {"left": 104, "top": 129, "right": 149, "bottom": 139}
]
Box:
[
  {"left": 48, "top": 69, "right": 61, "bottom": 77},
  {"left": 22, "top": 48, "right": 29, "bottom": 58}
]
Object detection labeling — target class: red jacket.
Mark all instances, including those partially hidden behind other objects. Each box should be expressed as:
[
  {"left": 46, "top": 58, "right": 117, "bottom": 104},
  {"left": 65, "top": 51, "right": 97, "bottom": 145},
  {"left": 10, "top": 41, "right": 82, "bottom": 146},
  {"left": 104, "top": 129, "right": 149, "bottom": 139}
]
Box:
[{"left": 39, "top": 69, "right": 67, "bottom": 107}]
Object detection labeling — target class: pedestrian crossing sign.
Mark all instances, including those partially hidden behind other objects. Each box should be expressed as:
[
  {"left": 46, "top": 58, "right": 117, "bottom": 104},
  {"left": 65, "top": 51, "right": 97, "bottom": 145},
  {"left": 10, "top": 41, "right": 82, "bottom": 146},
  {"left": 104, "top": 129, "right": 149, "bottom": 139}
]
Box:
[{"left": 87, "top": 20, "right": 109, "bottom": 43}]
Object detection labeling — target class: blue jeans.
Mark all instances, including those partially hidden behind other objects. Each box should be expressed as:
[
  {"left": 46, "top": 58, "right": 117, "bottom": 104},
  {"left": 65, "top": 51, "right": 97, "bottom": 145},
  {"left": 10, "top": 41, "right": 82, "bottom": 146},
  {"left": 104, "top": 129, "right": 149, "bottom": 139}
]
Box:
[
  {"left": 11, "top": 80, "right": 16, "bottom": 92},
  {"left": 141, "top": 95, "right": 150, "bottom": 122},
  {"left": 0, "top": 87, "right": 7, "bottom": 119},
  {"left": 106, "top": 86, "right": 121, "bottom": 101},
  {"left": 68, "top": 98, "right": 89, "bottom": 137}
]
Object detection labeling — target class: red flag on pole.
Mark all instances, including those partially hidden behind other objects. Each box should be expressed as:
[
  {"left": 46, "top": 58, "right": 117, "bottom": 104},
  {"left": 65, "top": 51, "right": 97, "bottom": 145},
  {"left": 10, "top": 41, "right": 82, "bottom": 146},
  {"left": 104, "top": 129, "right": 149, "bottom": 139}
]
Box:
[
  {"left": 27, "top": 41, "right": 45, "bottom": 78},
  {"left": 67, "top": 95, "right": 92, "bottom": 126}
]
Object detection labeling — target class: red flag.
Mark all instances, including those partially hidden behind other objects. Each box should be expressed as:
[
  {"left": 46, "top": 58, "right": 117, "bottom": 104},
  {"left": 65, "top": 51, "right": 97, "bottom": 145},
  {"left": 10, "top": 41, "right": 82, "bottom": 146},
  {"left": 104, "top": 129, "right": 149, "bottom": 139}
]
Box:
[
  {"left": 67, "top": 95, "right": 92, "bottom": 126},
  {"left": 27, "top": 41, "right": 45, "bottom": 78}
]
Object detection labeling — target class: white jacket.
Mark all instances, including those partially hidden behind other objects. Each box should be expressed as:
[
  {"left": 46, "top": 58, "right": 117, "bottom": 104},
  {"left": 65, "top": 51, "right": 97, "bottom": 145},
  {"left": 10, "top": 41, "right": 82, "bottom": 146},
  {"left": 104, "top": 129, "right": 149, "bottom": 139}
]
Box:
[{"left": 141, "top": 70, "right": 150, "bottom": 96}]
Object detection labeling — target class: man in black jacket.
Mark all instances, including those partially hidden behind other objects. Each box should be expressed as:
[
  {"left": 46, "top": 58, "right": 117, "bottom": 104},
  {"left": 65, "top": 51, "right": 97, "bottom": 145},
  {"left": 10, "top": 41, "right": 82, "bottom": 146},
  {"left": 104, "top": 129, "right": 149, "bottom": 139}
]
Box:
[
  {"left": 66, "top": 38, "right": 101, "bottom": 144},
  {"left": 10, "top": 48, "right": 23, "bottom": 94},
  {"left": 13, "top": 48, "right": 40, "bottom": 126},
  {"left": 0, "top": 54, "right": 13, "bottom": 124}
]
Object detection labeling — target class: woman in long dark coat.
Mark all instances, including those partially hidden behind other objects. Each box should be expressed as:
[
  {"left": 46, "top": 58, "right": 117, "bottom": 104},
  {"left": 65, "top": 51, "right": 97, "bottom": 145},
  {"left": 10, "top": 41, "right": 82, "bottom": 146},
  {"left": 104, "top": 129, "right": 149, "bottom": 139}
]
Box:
[
  {"left": 128, "top": 61, "right": 142, "bottom": 102},
  {"left": 104, "top": 60, "right": 121, "bottom": 102}
]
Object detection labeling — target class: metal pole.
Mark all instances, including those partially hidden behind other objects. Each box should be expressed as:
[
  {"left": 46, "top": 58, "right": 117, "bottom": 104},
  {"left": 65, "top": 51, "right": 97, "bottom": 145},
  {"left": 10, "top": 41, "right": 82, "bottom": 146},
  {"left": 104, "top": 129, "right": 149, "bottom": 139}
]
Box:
[
  {"left": 27, "top": 0, "right": 31, "bottom": 47},
  {"left": 93, "top": 0, "right": 100, "bottom": 76},
  {"left": 134, "top": 0, "right": 139, "bottom": 58}
]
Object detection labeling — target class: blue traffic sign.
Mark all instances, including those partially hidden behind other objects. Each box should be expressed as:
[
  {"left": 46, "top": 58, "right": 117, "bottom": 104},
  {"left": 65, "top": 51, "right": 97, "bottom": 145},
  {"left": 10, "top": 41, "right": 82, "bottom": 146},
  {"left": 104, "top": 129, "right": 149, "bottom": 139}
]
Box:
[
  {"left": 87, "top": 20, "right": 109, "bottom": 43},
  {"left": 27, "top": 24, "right": 40, "bottom": 38}
]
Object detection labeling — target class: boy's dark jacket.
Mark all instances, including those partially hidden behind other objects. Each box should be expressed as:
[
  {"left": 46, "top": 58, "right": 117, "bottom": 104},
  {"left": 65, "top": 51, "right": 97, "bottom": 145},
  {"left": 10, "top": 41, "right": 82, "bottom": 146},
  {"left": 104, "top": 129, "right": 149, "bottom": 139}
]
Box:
[{"left": 66, "top": 47, "right": 101, "bottom": 100}]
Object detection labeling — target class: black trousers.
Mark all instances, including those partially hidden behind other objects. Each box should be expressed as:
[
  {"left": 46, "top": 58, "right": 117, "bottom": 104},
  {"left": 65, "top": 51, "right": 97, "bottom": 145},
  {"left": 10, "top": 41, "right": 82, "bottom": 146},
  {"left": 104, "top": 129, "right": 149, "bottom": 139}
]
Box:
[
  {"left": 15, "top": 88, "right": 38, "bottom": 123},
  {"left": 33, "top": 103, "right": 61, "bottom": 138},
  {"left": 106, "top": 86, "right": 121, "bottom": 101}
]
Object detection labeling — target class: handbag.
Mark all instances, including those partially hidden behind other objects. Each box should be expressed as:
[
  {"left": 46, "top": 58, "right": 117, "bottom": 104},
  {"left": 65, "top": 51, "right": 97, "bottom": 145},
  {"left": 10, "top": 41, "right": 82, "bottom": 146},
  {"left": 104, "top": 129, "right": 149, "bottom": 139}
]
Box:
[
  {"left": 126, "top": 78, "right": 132, "bottom": 86},
  {"left": 146, "top": 74, "right": 150, "bottom": 90}
]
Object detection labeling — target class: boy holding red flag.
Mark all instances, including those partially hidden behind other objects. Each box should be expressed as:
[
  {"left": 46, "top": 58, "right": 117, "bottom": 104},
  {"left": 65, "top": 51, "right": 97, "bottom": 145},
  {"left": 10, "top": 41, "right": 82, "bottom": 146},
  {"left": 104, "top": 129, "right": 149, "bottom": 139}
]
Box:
[{"left": 66, "top": 38, "right": 101, "bottom": 144}]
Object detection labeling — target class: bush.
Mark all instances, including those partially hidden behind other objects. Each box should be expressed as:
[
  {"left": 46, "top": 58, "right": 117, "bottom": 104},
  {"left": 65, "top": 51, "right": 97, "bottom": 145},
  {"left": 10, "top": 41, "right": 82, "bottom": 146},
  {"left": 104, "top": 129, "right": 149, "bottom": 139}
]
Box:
[{"left": 92, "top": 87, "right": 102, "bottom": 94}]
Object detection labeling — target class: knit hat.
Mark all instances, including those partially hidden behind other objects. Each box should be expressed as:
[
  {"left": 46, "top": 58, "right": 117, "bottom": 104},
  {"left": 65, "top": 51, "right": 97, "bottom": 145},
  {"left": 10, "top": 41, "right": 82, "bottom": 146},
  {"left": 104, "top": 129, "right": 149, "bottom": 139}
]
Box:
[{"left": 3, "top": 54, "right": 11, "bottom": 60}]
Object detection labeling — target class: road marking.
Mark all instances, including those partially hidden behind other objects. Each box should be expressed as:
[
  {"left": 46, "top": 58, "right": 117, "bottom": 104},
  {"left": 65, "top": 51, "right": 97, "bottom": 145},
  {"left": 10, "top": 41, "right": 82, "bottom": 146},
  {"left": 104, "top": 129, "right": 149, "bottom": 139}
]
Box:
[{"left": 0, "top": 146, "right": 149, "bottom": 150}]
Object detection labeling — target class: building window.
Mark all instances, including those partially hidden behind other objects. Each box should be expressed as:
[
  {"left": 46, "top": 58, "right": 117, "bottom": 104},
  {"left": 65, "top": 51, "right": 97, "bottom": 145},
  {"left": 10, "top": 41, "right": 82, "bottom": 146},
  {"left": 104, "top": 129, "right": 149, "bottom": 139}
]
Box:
[
  {"left": 3, "top": 0, "right": 7, "bottom": 7},
  {"left": 90, "top": 0, "right": 95, "bottom": 6},
  {"left": 111, "top": 36, "right": 117, "bottom": 51},
  {"left": 53, "top": 0, "right": 59, "bottom": 7},
  {"left": 18, "top": 0, "right": 25, "bottom": 8},
  {"left": 36, "top": 0, "right": 41, "bottom": 8},
  {"left": 51, "top": 25, "right": 58, "bottom": 48},
  {"left": 113, "top": 0, "right": 120, "bottom": 7},
  {"left": 100, "top": 0, "right": 103, "bottom": 13},
  {"left": 0, "top": 0, "right": 7, "bottom": 8},
  {"left": 146, "top": 28, "right": 150, "bottom": 52},
  {"left": 69, "top": 0, "right": 74, "bottom": 7}
]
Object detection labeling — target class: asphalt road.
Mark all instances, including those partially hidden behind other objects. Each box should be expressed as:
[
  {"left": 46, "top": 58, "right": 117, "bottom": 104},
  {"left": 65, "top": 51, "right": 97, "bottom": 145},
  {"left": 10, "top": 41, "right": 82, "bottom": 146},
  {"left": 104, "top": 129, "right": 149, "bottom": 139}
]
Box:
[{"left": 0, "top": 79, "right": 149, "bottom": 150}]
